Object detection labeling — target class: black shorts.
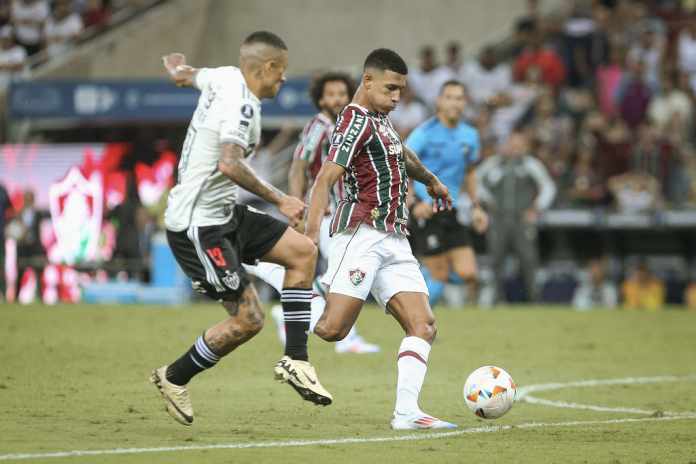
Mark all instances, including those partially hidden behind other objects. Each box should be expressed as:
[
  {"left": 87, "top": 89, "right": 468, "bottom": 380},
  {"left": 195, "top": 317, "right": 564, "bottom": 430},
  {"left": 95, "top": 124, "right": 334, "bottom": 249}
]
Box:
[
  {"left": 410, "top": 208, "right": 471, "bottom": 256},
  {"left": 167, "top": 205, "right": 288, "bottom": 302}
]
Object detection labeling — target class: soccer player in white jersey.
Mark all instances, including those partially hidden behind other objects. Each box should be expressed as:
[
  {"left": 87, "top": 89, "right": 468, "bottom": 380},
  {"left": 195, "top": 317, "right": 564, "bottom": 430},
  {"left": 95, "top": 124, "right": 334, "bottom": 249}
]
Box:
[
  {"left": 244, "top": 72, "right": 379, "bottom": 354},
  {"left": 150, "top": 31, "right": 332, "bottom": 427}
]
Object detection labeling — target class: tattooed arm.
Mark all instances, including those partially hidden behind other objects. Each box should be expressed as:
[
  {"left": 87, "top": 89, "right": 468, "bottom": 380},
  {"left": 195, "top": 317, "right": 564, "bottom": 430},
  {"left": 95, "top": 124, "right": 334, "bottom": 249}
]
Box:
[
  {"left": 404, "top": 145, "right": 437, "bottom": 185},
  {"left": 218, "top": 143, "right": 305, "bottom": 225},
  {"left": 403, "top": 146, "right": 452, "bottom": 211}
]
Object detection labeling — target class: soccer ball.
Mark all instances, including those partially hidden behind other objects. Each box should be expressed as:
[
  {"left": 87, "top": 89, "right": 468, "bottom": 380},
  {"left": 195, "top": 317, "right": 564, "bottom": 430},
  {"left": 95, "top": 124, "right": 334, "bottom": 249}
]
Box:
[{"left": 463, "top": 365, "right": 517, "bottom": 419}]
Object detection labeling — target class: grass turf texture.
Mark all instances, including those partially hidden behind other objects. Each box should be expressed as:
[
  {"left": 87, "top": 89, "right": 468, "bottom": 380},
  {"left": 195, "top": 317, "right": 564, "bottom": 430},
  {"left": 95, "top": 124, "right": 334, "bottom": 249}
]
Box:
[{"left": 1, "top": 304, "right": 695, "bottom": 463}]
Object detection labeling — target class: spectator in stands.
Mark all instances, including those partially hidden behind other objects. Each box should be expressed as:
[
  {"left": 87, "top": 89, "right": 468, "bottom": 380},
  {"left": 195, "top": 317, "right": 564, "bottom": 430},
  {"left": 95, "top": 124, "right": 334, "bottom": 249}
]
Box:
[
  {"left": 0, "top": 25, "right": 26, "bottom": 88},
  {"left": 627, "top": 26, "right": 664, "bottom": 88},
  {"left": 409, "top": 45, "right": 450, "bottom": 110},
  {"left": 565, "top": 143, "right": 606, "bottom": 208},
  {"left": 513, "top": 32, "right": 566, "bottom": 89},
  {"left": 0, "top": 182, "right": 10, "bottom": 300},
  {"left": 596, "top": 47, "right": 625, "bottom": 117},
  {"left": 390, "top": 84, "right": 428, "bottom": 139},
  {"left": 82, "top": 0, "right": 110, "bottom": 30},
  {"left": 44, "top": 0, "right": 83, "bottom": 57},
  {"left": 608, "top": 170, "right": 661, "bottom": 214},
  {"left": 572, "top": 257, "right": 618, "bottom": 310},
  {"left": 561, "top": 1, "right": 610, "bottom": 88},
  {"left": 677, "top": 20, "right": 696, "bottom": 93},
  {"left": 460, "top": 45, "right": 512, "bottom": 116},
  {"left": 477, "top": 130, "right": 556, "bottom": 303},
  {"left": 525, "top": 91, "right": 573, "bottom": 160},
  {"left": 439, "top": 41, "right": 462, "bottom": 76},
  {"left": 11, "top": 0, "right": 49, "bottom": 56},
  {"left": 648, "top": 70, "right": 693, "bottom": 142},
  {"left": 622, "top": 260, "right": 665, "bottom": 311},
  {"left": 0, "top": 1, "right": 11, "bottom": 28},
  {"left": 616, "top": 59, "right": 656, "bottom": 129}
]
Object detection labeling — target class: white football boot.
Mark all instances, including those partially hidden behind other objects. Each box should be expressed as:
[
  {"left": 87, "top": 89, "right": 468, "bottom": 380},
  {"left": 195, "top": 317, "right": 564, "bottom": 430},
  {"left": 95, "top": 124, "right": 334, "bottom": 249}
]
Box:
[
  {"left": 390, "top": 411, "right": 458, "bottom": 430},
  {"left": 274, "top": 355, "right": 333, "bottom": 406}
]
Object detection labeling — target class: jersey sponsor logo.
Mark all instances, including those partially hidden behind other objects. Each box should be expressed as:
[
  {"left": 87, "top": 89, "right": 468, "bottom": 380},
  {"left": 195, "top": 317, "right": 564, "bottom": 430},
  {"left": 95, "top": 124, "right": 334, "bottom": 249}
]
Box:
[
  {"left": 388, "top": 143, "right": 403, "bottom": 156},
  {"left": 331, "top": 132, "right": 344, "bottom": 146},
  {"left": 222, "top": 270, "right": 240, "bottom": 290},
  {"left": 206, "top": 247, "right": 227, "bottom": 267},
  {"left": 349, "top": 268, "right": 366, "bottom": 286},
  {"left": 241, "top": 103, "right": 254, "bottom": 119}
]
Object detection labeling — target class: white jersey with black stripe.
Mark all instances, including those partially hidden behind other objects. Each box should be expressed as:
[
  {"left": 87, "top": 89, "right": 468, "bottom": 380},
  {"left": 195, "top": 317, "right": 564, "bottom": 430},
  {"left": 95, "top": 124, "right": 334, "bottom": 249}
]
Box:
[{"left": 165, "top": 66, "right": 262, "bottom": 232}]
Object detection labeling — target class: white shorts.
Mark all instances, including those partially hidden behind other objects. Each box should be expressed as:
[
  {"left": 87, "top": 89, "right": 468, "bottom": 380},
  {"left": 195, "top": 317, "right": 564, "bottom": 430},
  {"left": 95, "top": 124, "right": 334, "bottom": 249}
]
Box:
[
  {"left": 322, "top": 225, "right": 428, "bottom": 309},
  {"left": 318, "top": 215, "right": 332, "bottom": 259}
]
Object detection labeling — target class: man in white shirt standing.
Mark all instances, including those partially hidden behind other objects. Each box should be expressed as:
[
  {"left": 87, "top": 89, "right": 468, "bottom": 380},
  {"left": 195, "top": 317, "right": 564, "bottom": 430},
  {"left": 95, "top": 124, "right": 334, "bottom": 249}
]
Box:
[
  {"left": 44, "top": 0, "right": 83, "bottom": 57},
  {"left": 0, "top": 25, "right": 26, "bottom": 88},
  {"left": 11, "top": 0, "right": 48, "bottom": 56},
  {"left": 150, "top": 31, "right": 332, "bottom": 428}
]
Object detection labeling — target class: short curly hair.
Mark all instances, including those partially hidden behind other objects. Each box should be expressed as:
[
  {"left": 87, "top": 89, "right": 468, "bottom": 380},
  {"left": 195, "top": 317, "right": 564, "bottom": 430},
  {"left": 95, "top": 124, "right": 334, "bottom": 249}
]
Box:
[{"left": 309, "top": 72, "right": 356, "bottom": 110}]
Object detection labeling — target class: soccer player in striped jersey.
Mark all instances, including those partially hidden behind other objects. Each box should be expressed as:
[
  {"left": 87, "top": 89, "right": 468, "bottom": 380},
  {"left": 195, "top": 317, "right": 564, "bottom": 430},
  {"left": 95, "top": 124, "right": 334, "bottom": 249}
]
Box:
[
  {"left": 150, "top": 31, "right": 332, "bottom": 427},
  {"left": 244, "top": 72, "right": 379, "bottom": 354},
  {"left": 305, "top": 48, "right": 457, "bottom": 430}
]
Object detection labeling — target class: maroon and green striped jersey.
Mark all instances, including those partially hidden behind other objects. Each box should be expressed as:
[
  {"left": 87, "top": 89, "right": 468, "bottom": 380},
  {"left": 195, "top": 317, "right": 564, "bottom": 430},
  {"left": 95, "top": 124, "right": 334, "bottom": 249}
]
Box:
[
  {"left": 293, "top": 112, "right": 344, "bottom": 211},
  {"left": 327, "top": 103, "right": 409, "bottom": 236}
]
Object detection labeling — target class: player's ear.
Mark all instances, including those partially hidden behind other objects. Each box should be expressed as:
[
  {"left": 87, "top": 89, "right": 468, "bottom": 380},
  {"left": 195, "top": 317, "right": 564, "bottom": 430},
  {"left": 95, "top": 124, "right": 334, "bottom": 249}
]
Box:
[{"left": 363, "top": 71, "right": 372, "bottom": 90}]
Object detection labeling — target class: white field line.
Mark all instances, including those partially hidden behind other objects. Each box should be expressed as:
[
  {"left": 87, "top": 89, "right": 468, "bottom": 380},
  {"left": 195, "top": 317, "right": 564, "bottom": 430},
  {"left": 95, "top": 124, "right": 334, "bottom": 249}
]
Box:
[
  {"left": 1, "top": 415, "right": 695, "bottom": 461},
  {"left": 518, "top": 374, "right": 696, "bottom": 416},
  {"left": 2, "top": 375, "right": 696, "bottom": 461}
]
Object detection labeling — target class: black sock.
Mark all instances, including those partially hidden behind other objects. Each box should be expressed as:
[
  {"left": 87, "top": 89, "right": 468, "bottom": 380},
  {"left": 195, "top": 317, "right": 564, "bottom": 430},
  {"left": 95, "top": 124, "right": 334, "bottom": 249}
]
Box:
[
  {"left": 281, "top": 287, "right": 312, "bottom": 361},
  {"left": 166, "top": 334, "right": 221, "bottom": 386}
]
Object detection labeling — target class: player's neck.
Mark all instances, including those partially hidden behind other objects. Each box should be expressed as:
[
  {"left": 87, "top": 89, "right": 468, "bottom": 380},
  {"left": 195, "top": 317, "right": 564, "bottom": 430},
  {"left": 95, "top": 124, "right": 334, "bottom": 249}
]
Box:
[
  {"left": 437, "top": 114, "right": 458, "bottom": 128},
  {"left": 353, "top": 87, "right": 377, "bottom": 113}
]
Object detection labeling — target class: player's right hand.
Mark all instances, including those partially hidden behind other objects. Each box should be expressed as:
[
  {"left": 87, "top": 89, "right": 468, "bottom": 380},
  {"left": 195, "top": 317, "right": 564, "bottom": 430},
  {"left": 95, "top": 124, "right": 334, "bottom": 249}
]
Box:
[
  {"left": 162, "top": 53, "right": 194, "bottom": 87},
  {"left": 278, "top": 195, "right": 306, "bottom": 228},
  {"left": 426, "top": 179, "right": 452, "bottom": 212}
]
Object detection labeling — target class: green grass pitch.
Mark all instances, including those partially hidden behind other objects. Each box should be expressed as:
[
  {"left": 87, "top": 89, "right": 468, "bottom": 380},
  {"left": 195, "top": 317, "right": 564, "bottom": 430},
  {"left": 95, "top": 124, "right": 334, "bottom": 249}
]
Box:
[{"left": 1, "top": 303, "right": 695, "bottom": 463}]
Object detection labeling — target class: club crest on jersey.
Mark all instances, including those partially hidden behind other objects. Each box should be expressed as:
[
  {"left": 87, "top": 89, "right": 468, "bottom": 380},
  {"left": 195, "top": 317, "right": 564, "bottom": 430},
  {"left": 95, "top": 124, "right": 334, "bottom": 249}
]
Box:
[
  {"left": 331, "top": 132, "right": 344, "bottom": 146},
  {"left": 222, "top": 271, "right": 240, "bottom": 290},
  {"left": 241, "top": 103, "right": 254, "bottom": 119},
  {"left": 349, "top": 268, "right": 366, "bottom": 286}
]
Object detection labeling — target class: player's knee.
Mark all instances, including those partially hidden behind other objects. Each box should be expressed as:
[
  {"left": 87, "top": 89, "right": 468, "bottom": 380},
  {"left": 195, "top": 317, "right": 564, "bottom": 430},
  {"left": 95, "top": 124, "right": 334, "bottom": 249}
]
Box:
[{"left": 314, "top": 320, "right": 349, "bottom": 342}]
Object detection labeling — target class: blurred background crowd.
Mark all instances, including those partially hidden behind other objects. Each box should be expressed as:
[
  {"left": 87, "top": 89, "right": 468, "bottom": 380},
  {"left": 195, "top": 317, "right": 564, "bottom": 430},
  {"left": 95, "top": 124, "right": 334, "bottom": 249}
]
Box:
[{"left": 2, "top": 0, "right": 696, "bottom": 310}]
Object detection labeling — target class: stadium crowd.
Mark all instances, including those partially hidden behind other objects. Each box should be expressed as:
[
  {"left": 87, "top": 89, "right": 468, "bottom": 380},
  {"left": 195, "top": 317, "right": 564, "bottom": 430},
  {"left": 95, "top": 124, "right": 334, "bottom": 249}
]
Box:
[
  {"left": 4, "top": 0, "right": 696, "bottom": 310},
  {"left": 0, "top": 0, "right": 148, "bottom": 87},
  {"left": 397, "top": 0, "right": 696, "bottom": 212}
]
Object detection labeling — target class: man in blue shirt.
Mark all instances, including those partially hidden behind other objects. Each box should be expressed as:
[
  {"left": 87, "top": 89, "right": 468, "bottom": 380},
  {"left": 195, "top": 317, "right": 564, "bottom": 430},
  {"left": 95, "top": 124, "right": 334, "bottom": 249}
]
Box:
[{"left": 406, "top": 80, "right": 488, "bottom": 306}]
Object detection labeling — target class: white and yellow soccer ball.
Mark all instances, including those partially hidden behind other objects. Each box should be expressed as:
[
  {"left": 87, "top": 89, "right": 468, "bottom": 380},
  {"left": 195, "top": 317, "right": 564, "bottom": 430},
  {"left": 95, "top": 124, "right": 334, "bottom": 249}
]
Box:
[{"left": 463, "top": 366, "right": 517, "bottom": 419}]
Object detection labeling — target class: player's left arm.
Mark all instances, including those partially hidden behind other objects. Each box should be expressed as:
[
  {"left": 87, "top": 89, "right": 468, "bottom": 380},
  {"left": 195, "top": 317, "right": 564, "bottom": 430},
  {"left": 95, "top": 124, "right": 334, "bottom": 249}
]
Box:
[
  {"left": 305, "top": 161, "right": 345, "bottom": 244},
  {"left": 403, "top": 146, "right": 452, "bottom": 212},
  {"left": 162, "top": 53, "right": 198, "bottom": 88}
]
